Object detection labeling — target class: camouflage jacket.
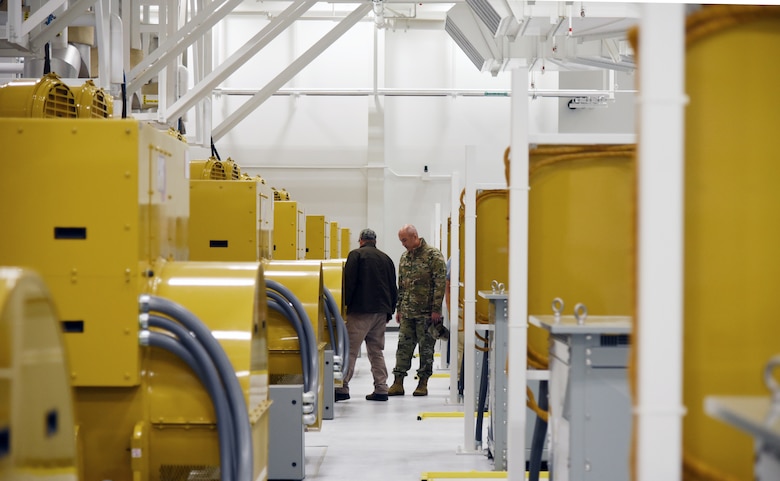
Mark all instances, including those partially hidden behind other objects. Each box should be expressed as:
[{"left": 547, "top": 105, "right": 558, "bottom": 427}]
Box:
[{"left": 397, "top": 238, "right": 447, "bottom": 319}]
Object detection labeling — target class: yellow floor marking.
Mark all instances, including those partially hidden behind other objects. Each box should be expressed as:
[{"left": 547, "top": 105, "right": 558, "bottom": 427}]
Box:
[
  {"left": 416, "top": 411, "right": 490, "bottom": 420},
  {"left": 420, "top": 471, "right": 548, "bottom": 480}
]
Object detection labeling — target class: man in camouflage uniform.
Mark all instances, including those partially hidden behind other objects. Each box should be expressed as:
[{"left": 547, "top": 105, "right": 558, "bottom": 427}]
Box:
[{"left": 388, "top": 224, "right": 447, "bottom": 397}]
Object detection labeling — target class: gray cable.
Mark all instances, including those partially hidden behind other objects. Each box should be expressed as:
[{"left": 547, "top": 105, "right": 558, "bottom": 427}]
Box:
[
  {"left": 144, "top": 296, "right": 252, "bottom": 481},
  {"left": 265, "top": 279, "right": 318, "bottom": 412},
  {"left": 267, "top": 296, "right": 310, "bottom": 391},
  {"left": 323, "top": 287, "right": 349, "bottom": 376},
  {"left": 147, "top": 317, "right": 236, "bottom": 481}
]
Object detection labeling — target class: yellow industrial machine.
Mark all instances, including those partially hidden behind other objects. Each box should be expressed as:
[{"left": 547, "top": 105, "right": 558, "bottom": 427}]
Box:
[
  {"left": 340, "top": 228, "right": 351, "bottom": 258},
  {"left": 0, "top": 267, "right": 79, "bottom": 481},
  {"left": 0, "top": 118, "right": 270, "bottom": 481},
  {"left": 527, "top": 145, "right": 635, "bottom": 368},
  {"left": 263, "top": 260, "right": 327, "bottom": 430},
  {"left": 70, "top": 79, "right": 113, "bottom": 118},
  {"left": 329, "top": 221, "right": 340, "bottom": 259},
  {"left": 273, "top": 200, "right": 305, "bottom": 260},
  {"left": 674, "top": 6, "right": 780, "bottom": 480},
  {"left": 0, "top": 73, "right": 77, "bottom": 118},
  {"left": 305, "top": 215, "right": 330, "bottom": 260},
  {"left": 189, "top": 157, "right": 275, "bottom": 261}
]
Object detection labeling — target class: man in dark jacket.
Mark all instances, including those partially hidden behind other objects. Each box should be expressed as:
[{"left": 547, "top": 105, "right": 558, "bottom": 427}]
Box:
[{"left": 335, "top": 228, "right": 398, "bottom": 402}]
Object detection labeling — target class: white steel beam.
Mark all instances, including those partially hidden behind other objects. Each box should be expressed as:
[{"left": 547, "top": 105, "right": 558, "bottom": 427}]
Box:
[
  {"left": 211, "top": 2, "right": 373, "bottom": 141},
  {"left": 21, "top": 0, "right": 67, "bottom": 38},
  {"left": 164, "top": 0, "right": 318, "bottom": 124},
  {"left": 127, "top": 0, "right": 243, "bottom": 94},
  {"left": 29, "top": 0, "right": 98, "bottom": 51},
  {"left": 636, "top": 4, "right": 686, "bottom": 481}
]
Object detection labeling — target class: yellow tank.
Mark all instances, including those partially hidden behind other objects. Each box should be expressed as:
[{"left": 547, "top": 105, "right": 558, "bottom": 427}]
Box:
[
  {"left": 458, "top": 190, "right": 509, "bottom": 327},
  {"left": 677, "top": 6, "right": 780, "bottom": 480},
  {"left": 527, "top": 145, "right": 635, "bottom": 367},
  {"left": 0, "top": 267, "right": 79, "bottom": 481}
]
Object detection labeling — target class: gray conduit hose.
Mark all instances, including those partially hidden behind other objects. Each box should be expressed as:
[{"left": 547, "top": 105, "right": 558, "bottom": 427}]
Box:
[
  {"left": 143, "top": 328, "right": 235, "bottom": 481},
  {"left": 146, "top": 316, "right": 237, "bottom": 477},
  {"left": 267, "top": 296, "right": 311, "bottom": 392},
  {"left": 265, "top": 279, "right": 319, "bottom": 420},
  {"left": 323, "top": 288, "right": 349, "bottom": 377},
  {"left": 141, "top": 295, "right": 253, "bottom": 481}
]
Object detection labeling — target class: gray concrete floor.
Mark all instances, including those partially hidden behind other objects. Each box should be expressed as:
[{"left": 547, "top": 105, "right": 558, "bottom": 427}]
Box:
[{"left": 303, "top": 331, "right": 496, "bottom": 481}]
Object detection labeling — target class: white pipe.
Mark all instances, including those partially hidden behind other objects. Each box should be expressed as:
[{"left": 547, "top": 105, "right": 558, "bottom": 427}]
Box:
[
  {"left": 110, "top": 13, "right": 123, "bottom": 84},
  {"left": 0, "top": 63, "right": 24, "bottom": 74},
  {"left": 449, "top": 171, "right": 461, "bottom": 405},
  {"left": 212, "top": 87, "right": 635, "bottom": 98},
  {"left": 636, "top": 4, "right": 686, "bottom": 481},
  {"left": 434, "top": 203, "right": 441, "bottom": 251},
  {"left": 507, "top": 65, "right": 529, "bottom": 481},
  {"left": 462, "top": 146, "right": 478, "bottom": 452}
]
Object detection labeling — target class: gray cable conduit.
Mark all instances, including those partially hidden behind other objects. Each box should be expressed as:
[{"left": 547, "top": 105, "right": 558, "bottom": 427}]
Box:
[
  {"left": 141, "top": 328, "right": 235, "bottom": 481},
  {"left": 145, "top": 315, "right": 237, "bottom": 480},
  {"left": 265, "top": 279, "right": 318, "bottom": 425},
  {"left": 266, "top": 296, "right": 311, "bottom": 392},
  {"left": 140, "top": 295, "right": 253, "bottom": 481},
  {"left": 323, "top": 302, "right": 340, "bottom": 376},
  {"left": 323, "top": 287, "right": 349, "bottom": 378}
]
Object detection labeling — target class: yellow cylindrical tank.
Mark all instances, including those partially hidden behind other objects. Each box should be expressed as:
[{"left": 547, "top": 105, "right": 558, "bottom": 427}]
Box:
[
  {"left": 678, "top": 6, "right": 780, "bottom": 480},
  {"left": 527, "top": 145, "right": 635, "bottom": 367},
  {"left": 0, "top": 267, "right": 79, "bottom": 481},
  {"left": 0, "top": 73, "right": 77, "bottom": 118}
]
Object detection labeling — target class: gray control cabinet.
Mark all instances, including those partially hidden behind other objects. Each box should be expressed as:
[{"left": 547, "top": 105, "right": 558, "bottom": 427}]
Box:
[
  {"left": 530, "top": 315, "right": 632, "bottom": 481},
  {"left": 268, "top": 384, "right": 305, "bottom": 480},
  {"left": 480, "top": 291, "right": 549, "bottom": 470}
]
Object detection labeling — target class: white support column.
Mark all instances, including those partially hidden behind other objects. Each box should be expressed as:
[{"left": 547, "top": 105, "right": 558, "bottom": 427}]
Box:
[
  {"left": 507, "top": 65, "right": 529, "bottom": 481},
  {"left": 636, "top": 4, "right": 686, "bottom": 481},
  {"left": 461, "top": 146, "right": 478, "bottom": 453},
  {"left": 448, "top": 171, "right": 461, "bottom": 404}
]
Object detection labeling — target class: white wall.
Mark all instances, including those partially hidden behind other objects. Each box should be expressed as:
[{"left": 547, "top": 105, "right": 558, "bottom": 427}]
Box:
[{"left": 202, "top": 8, "right": 634, "bottom": 262}]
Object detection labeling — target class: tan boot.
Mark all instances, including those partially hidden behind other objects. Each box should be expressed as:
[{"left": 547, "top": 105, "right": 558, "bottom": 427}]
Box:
[
  {"left": 388, "top": 376, "right": 405, "bottom": 396},
  {"left": 413, "top": 377, "right": 428, "bottom": 397}
]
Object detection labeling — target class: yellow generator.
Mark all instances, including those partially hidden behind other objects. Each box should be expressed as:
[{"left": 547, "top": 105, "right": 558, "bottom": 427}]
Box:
[
  {"left": 0, "top": 118, "right": 270, "bottom": 481},
  {"left": 273, "top": 200, "right": 306, "bottom": 260},
  {"left": 189, "top": 157, "right": 275, "bottom": 261},
  {"left": 0, "top": 268, "right": 79, "bottom": 481},
  {"left": 0, "top": 73, "right": 78, "bottom": 118},
  {"left": 340, "top": 228, "right": 351, "bottom": 258},
  {"left": 328, "top": 222, "right": 340, "bottom": 259},
  {"left": 305, "top": 215, "right": 329, "bottom": 260}
]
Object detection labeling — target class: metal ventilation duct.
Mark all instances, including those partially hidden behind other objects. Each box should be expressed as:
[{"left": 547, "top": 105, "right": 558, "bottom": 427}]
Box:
[
  {"left": 445, "top": 3, "right": 502, "bottom": 76},
  {"left": 465, "top": 0, "right": 518, "bottom": 38}
]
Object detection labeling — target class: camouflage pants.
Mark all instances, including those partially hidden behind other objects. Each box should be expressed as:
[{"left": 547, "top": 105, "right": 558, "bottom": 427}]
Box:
[{"left": 392, "top": 316, "right": 435, "bottom": 380}]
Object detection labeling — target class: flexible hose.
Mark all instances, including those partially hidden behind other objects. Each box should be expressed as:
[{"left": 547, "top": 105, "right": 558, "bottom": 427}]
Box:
[
  {"left": 323, "top": 287, "right": 349, "bottom": 374},
  {"left": 475, "top": 332, "right": 490, "bottom": 444},
  {"left": 267, "top": 295, "right": 310, "bottom": 392},
  {"left": 144, "top": 296, "right": 252, "bottom": 481},
  {"left": 323, "top": 297, "right": 337, "bottom": 352},
  {"left": 265, "top": 279, "right": 319, "bottom": 418},
  {"left": 146, "top": 329, "right": 235, "bottom": 481},
  {"left": 528, "top": 380, "right": 549, "bottom": 481}
]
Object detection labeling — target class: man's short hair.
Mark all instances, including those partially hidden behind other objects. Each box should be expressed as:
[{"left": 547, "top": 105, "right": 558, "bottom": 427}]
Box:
[{"left": 359, "top": 228, "right": 377, "bottom": 241}]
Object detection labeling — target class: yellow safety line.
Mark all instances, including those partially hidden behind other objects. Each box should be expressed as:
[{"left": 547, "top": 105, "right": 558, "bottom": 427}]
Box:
[
  {"left": 431, "top": 372, "right": 450, "bottom": 378},
  {"left": 417, "top": 412, "right": 490, "bottom": 420},
  {"left": 420, "top": 471, "right": 548, "bottom": 480}
]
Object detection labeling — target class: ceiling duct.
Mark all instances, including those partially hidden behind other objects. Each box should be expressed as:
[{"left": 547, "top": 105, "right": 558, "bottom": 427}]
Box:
[
  {"left": 464, "top": 0, "right": 520, "bottom": 38},
  {"left": 445, "top": 3, "right": 504, "bottom": 76}
]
